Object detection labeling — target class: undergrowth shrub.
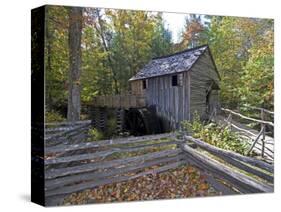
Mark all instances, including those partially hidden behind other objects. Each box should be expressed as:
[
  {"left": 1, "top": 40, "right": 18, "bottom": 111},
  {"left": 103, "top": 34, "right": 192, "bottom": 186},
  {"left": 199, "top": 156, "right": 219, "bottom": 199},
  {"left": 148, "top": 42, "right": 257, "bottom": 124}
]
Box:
[
  {"left": 88, "top": 128, "right": 105, "bottom": 141},
  {"left": 181, "top": 113, "right": 249, "bottom": 155},
  {"left": 45, "top": 110, "right": 65, "bottom": 122}
]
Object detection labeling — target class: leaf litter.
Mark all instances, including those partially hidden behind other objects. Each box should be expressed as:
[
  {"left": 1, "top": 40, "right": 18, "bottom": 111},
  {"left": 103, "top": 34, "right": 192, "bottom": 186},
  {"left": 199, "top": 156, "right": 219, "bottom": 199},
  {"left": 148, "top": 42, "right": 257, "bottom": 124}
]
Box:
[{"left": 63, "top": 165, "right": 220, "bottom": 205}]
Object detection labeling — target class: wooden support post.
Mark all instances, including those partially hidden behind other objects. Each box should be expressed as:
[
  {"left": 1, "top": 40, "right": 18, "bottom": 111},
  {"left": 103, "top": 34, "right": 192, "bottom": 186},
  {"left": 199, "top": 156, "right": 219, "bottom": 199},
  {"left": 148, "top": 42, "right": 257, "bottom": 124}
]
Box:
[
  {"left": 227, "top": 113, "right": 232, "bottom": 130},
  {"left": 247, "top": 125, "right": 265, "bottom": 155},
  {"left": 99, "top": 107, "right": 106, "bottom": 130},
  {"left": 116, "top": 108, "right": 124, "bottom": 134},
  {"left": 214, "top": 107, "right": 217, "bottom": 118},
  {"left": 261, "top": 109, "right": 265, "bottom": 158},
  {"left": 91, "top": 107, "right": 97, "bottom": 128}
]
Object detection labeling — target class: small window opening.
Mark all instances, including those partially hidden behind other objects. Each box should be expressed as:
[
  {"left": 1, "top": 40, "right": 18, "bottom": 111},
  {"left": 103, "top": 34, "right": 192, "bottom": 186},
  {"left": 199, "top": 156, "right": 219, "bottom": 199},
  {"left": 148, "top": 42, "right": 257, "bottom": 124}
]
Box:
[
  {"left": 142, "top": 79, "right": 147, "bottom": 89},
  {"left": 172, "top": 75, "right": 178, "bottom": 86}
]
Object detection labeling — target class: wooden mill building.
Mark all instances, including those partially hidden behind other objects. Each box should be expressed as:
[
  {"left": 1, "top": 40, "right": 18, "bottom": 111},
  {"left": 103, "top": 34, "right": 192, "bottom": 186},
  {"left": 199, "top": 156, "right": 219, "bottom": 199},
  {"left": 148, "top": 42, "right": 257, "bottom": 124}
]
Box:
[
  {"left": 129, "top": 44, "right": 220, "bottom": 129},
  {"left": 92, "top": 45, "right": 220, "bottom": 133}
]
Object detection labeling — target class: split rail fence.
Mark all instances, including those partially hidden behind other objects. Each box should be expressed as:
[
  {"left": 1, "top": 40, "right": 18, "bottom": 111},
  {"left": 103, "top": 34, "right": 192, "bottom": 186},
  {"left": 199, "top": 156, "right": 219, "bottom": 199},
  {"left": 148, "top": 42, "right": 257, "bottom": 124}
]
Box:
[
  {"left": 44, "top": 120, "right": 274, "bottom": 206},
  {"left": 221, "top": 107, "right": 274, "bottom": 160}
]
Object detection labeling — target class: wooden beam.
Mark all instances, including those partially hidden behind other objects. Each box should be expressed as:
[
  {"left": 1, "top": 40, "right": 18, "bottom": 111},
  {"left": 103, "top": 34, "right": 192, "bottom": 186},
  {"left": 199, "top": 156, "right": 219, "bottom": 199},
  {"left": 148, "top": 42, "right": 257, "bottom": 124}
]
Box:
[
  {"left": 46, "top": 160, "right": 187, "bottom": 197},
  {"left": 242, "top": 105, "right": 274, "bottom": 115},
  {"left": 45, "top": 123, "right": 90, "bottom": 142},
  {"left": 46, "top": 154, "right": 185, "bottom": 191},
  {"left": 248, "top": 126, "right": 265, "bottom": 154},
  {"left": 46, "top": 133, "right": 175, "bottom": 154},
  {"left": 181, "top": 144, "right": 273, "bottom": 193},
  {"left": 45, "top": 149, "right": 181, "bottom": 179},
  {"left": 45, "top": 140, "right": 181, "bottom": 165},
  {"left": 221, "top": 108, "right": 274, "bottom": 127},
  {"left": 185, "top": 157, "right": 238, "bottom": 195},
  {"left": 45, "top": 120, "right": 91, "bottom": 127},
  {"left": 223, "top": 118, "right": 256, "bottom": 137},
  {"left": 184, "top": 136, "right": 273, "bottom": 173}
]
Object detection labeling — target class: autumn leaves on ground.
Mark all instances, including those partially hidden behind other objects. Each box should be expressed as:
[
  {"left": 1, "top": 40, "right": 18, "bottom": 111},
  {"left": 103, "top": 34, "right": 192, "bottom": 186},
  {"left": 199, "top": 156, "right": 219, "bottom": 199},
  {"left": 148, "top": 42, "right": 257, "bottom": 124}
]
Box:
[{"left": 64, "top": 165, "right": 219, "bottom": 205}]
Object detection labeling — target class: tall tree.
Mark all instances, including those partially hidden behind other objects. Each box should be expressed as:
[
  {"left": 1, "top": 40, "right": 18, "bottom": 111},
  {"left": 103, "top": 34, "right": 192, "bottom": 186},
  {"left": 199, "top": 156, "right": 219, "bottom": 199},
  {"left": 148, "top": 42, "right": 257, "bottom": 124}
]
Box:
[
  {"left": 239, "top": 20, "right": 274, "bottom": 109},
  {"left": 45, "top": 6, "right": 69, "bottom": 111},
  {"left": 67, "top": 7, "right": 83, "bottom": 121},
  {"left": 151, "top": 13, "right": 173, "bottom": 58},
  {"left": 175, "top": 14, "right": 207, "bottom": 51},
  {"left": 203, "top": 16, "right": 274, "bottom": 109}
]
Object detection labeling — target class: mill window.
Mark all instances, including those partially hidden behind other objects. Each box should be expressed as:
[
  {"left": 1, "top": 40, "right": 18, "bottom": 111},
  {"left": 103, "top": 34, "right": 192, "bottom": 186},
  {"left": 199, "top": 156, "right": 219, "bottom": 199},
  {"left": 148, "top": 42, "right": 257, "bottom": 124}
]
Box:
[
  {"left": 171, "top": 74, "right": 183, "bottom": 86},
  {"left": 142, "top": 79, "right": 147, "bottom": 89},
  {"left": 172, "top": 75, "right": 178, "bottom": 86}
]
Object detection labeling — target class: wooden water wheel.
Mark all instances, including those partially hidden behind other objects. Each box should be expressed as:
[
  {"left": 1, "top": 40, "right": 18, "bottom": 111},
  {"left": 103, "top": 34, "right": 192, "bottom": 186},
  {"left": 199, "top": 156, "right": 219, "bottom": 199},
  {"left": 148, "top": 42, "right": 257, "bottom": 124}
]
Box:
[{"left": 124, "top": 108, "right": 162, "bottom": 136}]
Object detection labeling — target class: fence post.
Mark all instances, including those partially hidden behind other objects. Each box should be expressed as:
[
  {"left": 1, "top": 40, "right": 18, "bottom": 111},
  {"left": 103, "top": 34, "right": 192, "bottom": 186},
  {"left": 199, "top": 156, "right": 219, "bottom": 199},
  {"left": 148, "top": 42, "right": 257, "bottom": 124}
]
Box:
[
  {"left": 228, "top": 113, "right": 232, "bottom": 130},
  {"left": 261, "top": 109, "right": 265, "bottom": 158}
]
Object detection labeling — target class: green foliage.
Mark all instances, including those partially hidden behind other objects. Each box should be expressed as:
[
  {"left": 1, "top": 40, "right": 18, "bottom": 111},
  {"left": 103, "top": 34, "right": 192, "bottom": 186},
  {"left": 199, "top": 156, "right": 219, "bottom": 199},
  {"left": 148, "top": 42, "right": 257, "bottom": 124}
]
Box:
[
  {"left": 202, "top": 17, "right": 274, "bottom": 109},
  {"left": 151, "top": 13, "right": 173, "bottom": 58},
  {"left": 45, "top": 6, "right": 69, "bottom": 109},
  {"left": 181, "top": 112, "right": 203, "bottom": 133},
  {"left": 45, "top": 5, "right": 274, "bottom": 114},
  {"left": 106, "top": 117, "right": 117, "bottom": 137},
  {"left": 45, "top": 110, "right": 65, "bottom": 123},
  {"left": 239, "top": 26, "right": 274, "bottom": 109},
  {"left": 46, "top": 7, "right": 174, "bottom": 109},
  {"left": 87, "top": 114, "right": 119, "bottom": 141},
  {"left": 88, "top": 128, "right": 105, "bottom": 141},
  {"left": 176, "top": 15, "right": 273, "bottom": 110},
  {"left": 181, "top": 113, "right": 249, "bottom": 155}
]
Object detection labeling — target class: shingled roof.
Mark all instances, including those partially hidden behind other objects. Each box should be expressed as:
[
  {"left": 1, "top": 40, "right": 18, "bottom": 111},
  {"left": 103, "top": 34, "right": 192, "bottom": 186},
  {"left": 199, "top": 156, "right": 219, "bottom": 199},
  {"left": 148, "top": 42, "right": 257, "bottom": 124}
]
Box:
[{"left": 129, "top": 45, "right": 209, "bottom": 81}]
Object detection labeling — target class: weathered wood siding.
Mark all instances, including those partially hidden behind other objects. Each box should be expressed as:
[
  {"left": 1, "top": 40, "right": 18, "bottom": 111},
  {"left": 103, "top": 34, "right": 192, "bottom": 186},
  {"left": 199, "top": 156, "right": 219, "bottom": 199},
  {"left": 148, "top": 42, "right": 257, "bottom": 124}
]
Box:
[
  {"left": 145, "top": 72, "right": 190, "bottom": 129},
  {"left": 130, "top": 48, "right": 220, "bottom": 129},
  {"left": 92, "top": 95, "right": 146, "bottom": 108},
  {"left": 208, "top": 90, "right": 220, "bottom": 114},
  {"left": 131, "top": 80, "right": 144, "bottom": 96},
  {"left": 189, "top": 49, "right": 220, "bottom": 119}
]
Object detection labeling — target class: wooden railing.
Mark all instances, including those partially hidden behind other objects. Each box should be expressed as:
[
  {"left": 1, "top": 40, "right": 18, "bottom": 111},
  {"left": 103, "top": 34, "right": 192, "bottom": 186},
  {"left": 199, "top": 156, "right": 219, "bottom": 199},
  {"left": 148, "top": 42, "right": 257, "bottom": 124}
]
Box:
[
  {"left": 221, "top": 108, "right": 274, "bottom": 127},
  {"left": 44, "top": 128, "right": 183, "bottom": 206},
  {"left": 45, "top": 120, "right": 92, "bottom": 144},
  {"left": 40, "top": 120, "right": 274, "bottom": 206},
  {"left": 182, "top": 136, "right": 273, "bottom": 194},
  {"left": 221, "top": 107, "right": 274, "bottom": 158},
  {"left": 92, "top": 94, "right": 146, "bottom": 108},
  {"left": 241, "top": 105, "right": 274, "bottom": 115}
]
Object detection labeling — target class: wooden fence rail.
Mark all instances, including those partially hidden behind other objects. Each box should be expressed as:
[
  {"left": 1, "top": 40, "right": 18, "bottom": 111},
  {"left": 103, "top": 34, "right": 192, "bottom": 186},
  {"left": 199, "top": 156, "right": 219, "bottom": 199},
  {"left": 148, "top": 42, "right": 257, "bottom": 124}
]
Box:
[
  {"left": 44, "top": 128, "right": 184, "bottom": 206},
  {"left": 181, "top": 144, "right": 272, "bottom": 193},
  {"left": 221, "top": 107, "right": 274, "bottom": 158},
  {"left": 221, "top": 108, "right": 274, "bottom": 127},
  {"left": 182, "top": 136, "right": 273, "bottom": 193},
  {"left": 241, "top": 105, "right": 274, "bottom": 115},
  {"left": 42, "top": 120, "right": 274, "bottom": 206},
  {"left": 46, "top": 120, "right": 92, "bottom": 127},
  {"left": 45, "top": 121, "right": 92, "bottom": 146},
  {"left": 184, "top": 136, "right": 273, "bottom": 173}
]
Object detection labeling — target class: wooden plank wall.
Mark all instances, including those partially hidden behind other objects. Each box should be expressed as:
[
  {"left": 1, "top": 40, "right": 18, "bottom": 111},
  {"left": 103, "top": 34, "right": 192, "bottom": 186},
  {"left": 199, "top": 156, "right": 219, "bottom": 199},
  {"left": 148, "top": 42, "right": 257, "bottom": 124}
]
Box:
[
  {"left": 131, "top": 49, "right": 220, "bottom": 128},
  {"left": 190, "top": 49, "right": 220, "bottom": 119},
  {"left": 92, "top": 95, "right": 146, "bottom": 109},
  {"left": 208, "top": 90, "right": 219, "bottom": 113},
  {"left": 130, "top": 80, "right": 145, "bottom": 96},
  {"left": 145, "top": 72, "right": 191, "bottom": 129}
]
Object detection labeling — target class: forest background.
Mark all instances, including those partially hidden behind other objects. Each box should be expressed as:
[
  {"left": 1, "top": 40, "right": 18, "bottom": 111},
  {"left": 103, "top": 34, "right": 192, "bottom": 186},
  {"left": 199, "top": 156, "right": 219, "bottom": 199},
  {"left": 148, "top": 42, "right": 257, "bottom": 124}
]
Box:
[{"left": 45, "top": 6, "right": 274, "bottom": 119}]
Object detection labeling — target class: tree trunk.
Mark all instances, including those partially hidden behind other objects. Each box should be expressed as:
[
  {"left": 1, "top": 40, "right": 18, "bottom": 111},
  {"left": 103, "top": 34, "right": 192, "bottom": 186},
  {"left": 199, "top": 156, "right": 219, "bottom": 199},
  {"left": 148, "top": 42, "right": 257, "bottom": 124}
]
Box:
[
  {"left": 95, "top": 9, "right": 119, "bottom": 94},
  {"left": 45, "top": 7, "right": 53, "bottom": 110},
  {"left": 67, "top": 7, "right": 83, "bottom": 121}
]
